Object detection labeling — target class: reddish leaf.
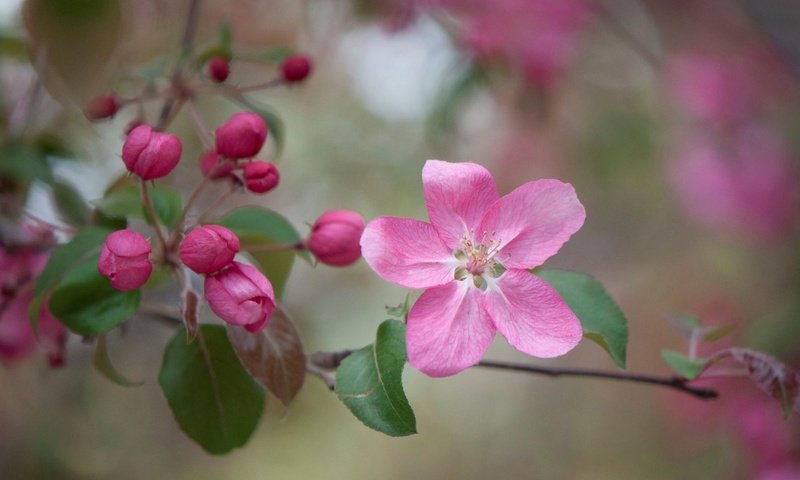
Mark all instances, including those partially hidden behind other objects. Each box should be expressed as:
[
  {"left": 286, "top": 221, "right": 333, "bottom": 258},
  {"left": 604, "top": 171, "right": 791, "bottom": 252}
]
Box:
[
  {"left": 226, "top": 308, "right": 306, "bottom": 406},
  {"left": 716, "top": 348, "right": 800, "bottom": 418}
]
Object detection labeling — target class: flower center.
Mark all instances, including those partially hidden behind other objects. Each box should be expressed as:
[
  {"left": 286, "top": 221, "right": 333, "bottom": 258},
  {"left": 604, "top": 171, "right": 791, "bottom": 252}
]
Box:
[{"left": 453, "top": 231, "right": 502, "bottom": 288}]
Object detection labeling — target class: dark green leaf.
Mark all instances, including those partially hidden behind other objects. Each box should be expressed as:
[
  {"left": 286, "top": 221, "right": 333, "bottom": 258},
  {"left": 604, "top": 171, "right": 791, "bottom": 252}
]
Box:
[
  {"left": 218, "top": 207, "right": 306, "bottom": 299},
  {"left": 536, "top": 270, "right": 629, "bottom": 369},
  {"left": 335, "top": 319, "right": 417, "bottom": 437},
  {"left": 92, "top": 185, "right": 182, "bottom": 227},
  {"left": 661, "top": 350, "right": 708, "bottom": 380},
  {"left": 0, "top": 31, "right": 28, "bottom": 59},
  {"left": 0, "top": 144, "right": 53, "bottom": 185},
  {"left": 48, "top": 261, "right": 139, "bottom": 335},
  {"left": 93, "top": 334, "right": 143, "bottom": 387},
  {"left": 159, "top": 325, "right": 266, "bottom": 454},
  {"left": 51, "top": 180, "right": 88, "bottom": 226}
]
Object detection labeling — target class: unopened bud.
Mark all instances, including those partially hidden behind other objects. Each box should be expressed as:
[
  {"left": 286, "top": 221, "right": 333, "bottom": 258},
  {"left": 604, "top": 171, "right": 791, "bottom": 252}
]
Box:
[
  {"left": 207, "top": 56, "right": 230, "bottom": 83},
  {"left": 215, "top": 113, "right": 267, "bottom": 159},
  {"left": 122, "top": 124, "right": 182, "bottom": 180},
  {"left": 281, "top": 55, "right": 312, "bottom": 83},
  {"left": 179, "top": 225, "right": 240, "bottom": 274},
  {"left": 243, "top": 161, "right": 279, "bottom": 194},
  {"left": 97, "top": 229, "right": 153, "bottom": 291},
  {"left": 199, "top": 149, "right": 234, "bottom": 180},
  {"left": 204, "top": 262, "right": 275, "bottom": 333},
  {"left": 84, "top": 94, "right": 120, "bottom": 121},
  {"left": 307, "top": 210, "right": 365, "bottom": 266}
]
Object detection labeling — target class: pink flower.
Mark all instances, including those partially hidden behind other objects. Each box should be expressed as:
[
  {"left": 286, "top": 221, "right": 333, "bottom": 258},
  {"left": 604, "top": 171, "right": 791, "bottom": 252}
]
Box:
[
  {"left": 204, "top": 262, "right": 276, "bottom": 333},
  {"left": 121, "top": 124, "right": 183, "bottom": 180},
  {"left": 199, "top": 149, "right": 234, "bottom": 180},
  {"left": 243, "top": 160, "right": 279, "bottom": 194},
  {"left": 215, "top": 113, "right": 268, "bottom": 159},
  {"left": 179, "top": 225, "right": 240, "bottom": 274},
  {"left": 97, "top": 229, "right": 153, "bottom": 291},
  {"left": 281, "top": 55, "right": 313, "bottom": 83},
  {"left": 307, "top": 210, "right": 365, "bottom": 266},
  {"left": 361, "top": 160, "right": 585, "bottom": 377}
]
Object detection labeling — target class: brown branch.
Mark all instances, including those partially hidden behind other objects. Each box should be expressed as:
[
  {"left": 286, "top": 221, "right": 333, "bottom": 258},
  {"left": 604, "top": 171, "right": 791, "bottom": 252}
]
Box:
[{"left": 307, "top": 350, "right": 718, "bottom": 400}]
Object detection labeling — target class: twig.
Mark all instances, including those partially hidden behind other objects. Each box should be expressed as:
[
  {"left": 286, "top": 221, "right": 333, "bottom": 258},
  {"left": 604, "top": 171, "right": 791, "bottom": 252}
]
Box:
[
  {"left": 592, "top": 1, "right": 661, "bottom": 69},
  {"left": 475, "top": 360, "right": 718, "bottom": 399},
  {"left": 306, "top": 350, "right": 719, "bottom": 399},
  {"left": 139, "top": 180, "right": 168, "bottom": 249}
]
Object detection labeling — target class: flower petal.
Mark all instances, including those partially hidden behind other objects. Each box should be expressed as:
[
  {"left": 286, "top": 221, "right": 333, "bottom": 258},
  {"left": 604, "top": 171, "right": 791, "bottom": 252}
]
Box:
[
  {"left": 360, "top": 217, "right": 455, "bottom": 289},
  {"left": 407, "top": 281, "right": 496, "bottom": 377},
  {"left": 423, "top": 160, "right": 499, "bottom": 249},
  {"left": 479, "top": 179, "right": 584, "bottom": 269},
  {"left": 484, "top": 269, "right": 582, "bottom": 358}
]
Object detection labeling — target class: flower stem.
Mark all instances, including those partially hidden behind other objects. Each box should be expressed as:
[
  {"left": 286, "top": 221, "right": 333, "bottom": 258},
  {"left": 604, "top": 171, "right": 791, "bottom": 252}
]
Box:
[
  {"left": 139, "top": 179, "right": 168, "bottom": 250},
  {"left": 240, "top": 242, "right": 305, "bottom": 253}
]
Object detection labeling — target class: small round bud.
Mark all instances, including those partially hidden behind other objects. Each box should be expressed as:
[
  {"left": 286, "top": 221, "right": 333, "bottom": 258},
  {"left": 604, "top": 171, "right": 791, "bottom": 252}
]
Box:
[
  {"left": 215, "top": 113, "right": 268, "bottom": 159},
  {"left": 199, "top": 149, "right": 234, "bottom": 180},
  {"left": 281, "top": 55, "right": 312, "bottom": 83},
  {"left": 122, "top": 124, "right": 182, "bottom": 180},
  {"left": 307, "top": 210, "right": 365, "bottom": 266},
  {"left": 179, "top": 225, "right": 240, "bottom": 274},
  {"left": 97, "top": 229, "right": 153, "bottom": 291},
  {"left": 204, "top": 262, "right": 275, "bottom": 333},
  {"left": 84, "top": 94, "right": 120, "bottom": 121},
  {"left": 206, "top": 56, "right": 230, "bottom": 83},
  {"left": 243, "top": 161, "right": 279, "bottom": 194}
]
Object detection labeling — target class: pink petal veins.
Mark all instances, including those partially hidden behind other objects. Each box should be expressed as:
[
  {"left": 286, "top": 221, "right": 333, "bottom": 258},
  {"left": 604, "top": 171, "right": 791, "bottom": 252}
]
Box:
[
  {"left": 484, "top": 269, "right": 582, "bottom": 358},
  {"left": 406, "top": 281, "right": 496, "bottom": 377}
]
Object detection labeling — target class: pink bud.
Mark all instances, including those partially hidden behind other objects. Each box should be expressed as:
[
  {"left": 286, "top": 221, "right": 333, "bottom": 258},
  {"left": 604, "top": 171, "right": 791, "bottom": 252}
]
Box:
[
  {"left": 204, "top": 262, "right": 275, "bottom": 332},
  {"left": 206, "top": 56, "right": 230, "bottom": 83},
  {"left": 97, "top": 229, "right": 153, "bottom": 291},
  {"left": 179, "top": 225, "right": 240, "bottom": 274},
  {"left": 199, "top": 149, "right": 234, "bottom": 180},
  {"left": 0, "top": 292, "right": 36, "bottom": 362},
  {"left": 281, "top": 55, "right": 312, "bottom": 83},
  {"left": 84, "top": 93, "right": 120, "bottom": 121},
  {"left": 215, "top": 113, "right": 268, "bottom": 159},
  {"left": 307, "top": 210, "right": 365, "bottom": 266},
  {"left": 243, "top": 161, "right": 279, "bottom": 194},
  {"left": 122, "top": 124, "right": 183, "bottom": 180}
]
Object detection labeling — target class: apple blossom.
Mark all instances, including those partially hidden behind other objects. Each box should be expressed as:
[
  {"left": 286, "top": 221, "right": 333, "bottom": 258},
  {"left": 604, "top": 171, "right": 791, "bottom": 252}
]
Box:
[
  {"left": 361, "top": 160, "right": 585, "bottom": 377},
  {"left": 281, "top": 55, "right": 312, "bottom": 83},
  {"left": 199, "top": 149, "right": 234, "bottom": 180},
  {"left": 243, "top": 160, "right": 279, "bottom": 193},
  {"left": 206, "top": 56, "right": 230, "bottom": 83}
]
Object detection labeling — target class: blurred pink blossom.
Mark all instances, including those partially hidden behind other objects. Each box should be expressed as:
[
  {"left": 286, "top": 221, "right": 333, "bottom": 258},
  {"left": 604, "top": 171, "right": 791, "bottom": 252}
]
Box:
[{"left": 669, "top": 128, "right": 798, "bottom": 240}]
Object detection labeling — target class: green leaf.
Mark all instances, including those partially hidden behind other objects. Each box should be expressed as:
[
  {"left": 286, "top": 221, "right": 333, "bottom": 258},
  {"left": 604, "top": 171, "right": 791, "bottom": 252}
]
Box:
[
  {"left": 29, "top": 226, "right": 111, "bottom": 328},
  {"left": 335, "top": 319, "right": 417, "bottom": 437},
  {"left": 218, "top": 207, "right": 305, "bottom": 299},
  {"left": 536, "top": 270, "right": 629, "bottom": 369},
  {"left": 51, "top": 180, "right": 88, "bottom": 226},
  {"left": 661, "top": 350, "right": 708, "bottom": 380},
  {"left": 93, "top": 334, "right": 143, "bottom": 387},
  {"left": 232, "top": 95, "right": 285, "bottom": 156},
  {"left": 251, "top": 47, "right": 293, "bottom": 64},
  {"left": 48, "top": 261, "right": 140, "bottom": 335},
  {"left": 159, "top": 325, "right": 266, "bottom": 454},
  {"left": 0, "top": 31, "right": 28, "bottom": 60},
  {"left": 0, "top": 144, "right": 53, "bottom": 185},
  {"left": 92, "top": 185, "right": 182, "bottom": 227},
  {"left": 33, "top": 227, "right": 110, "bottom": 297}
]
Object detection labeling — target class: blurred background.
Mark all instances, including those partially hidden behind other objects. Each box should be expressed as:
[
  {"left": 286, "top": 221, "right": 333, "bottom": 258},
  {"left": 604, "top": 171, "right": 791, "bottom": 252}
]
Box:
[{"left": 1, "top": 0, "right": 799, "bottom": 478}]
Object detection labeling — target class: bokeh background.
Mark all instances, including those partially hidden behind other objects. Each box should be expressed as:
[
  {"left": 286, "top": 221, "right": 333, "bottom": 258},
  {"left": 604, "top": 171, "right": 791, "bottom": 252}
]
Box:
[{"left": 1, "top": 0, "right": 799, "bottom": 478}]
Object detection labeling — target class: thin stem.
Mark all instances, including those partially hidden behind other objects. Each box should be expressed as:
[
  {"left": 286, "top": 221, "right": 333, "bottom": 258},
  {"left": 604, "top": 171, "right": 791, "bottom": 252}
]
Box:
[
  {"left": 195, "top": 184, "right": 238, "bottom": 224},
  {"left": 140, "top": 180, "right": 168, "bottom": 249},
  {"left": 168, "top": 173, "right": 211, "bottom": 248},
  {"left": 306, "top": 350, "right": 719, "bottom": 400},
  {"left": 186, "top": 99, "right": 214, "bottom": 150},
  {"left": 240, "top": 242, "right": 305, "bottom": 253},
  {"left": 591, "top": 1, "right": 661, "bottom": 69},
  {"left": 475, "top": 360, "right": 718, "bottom": 399}
]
